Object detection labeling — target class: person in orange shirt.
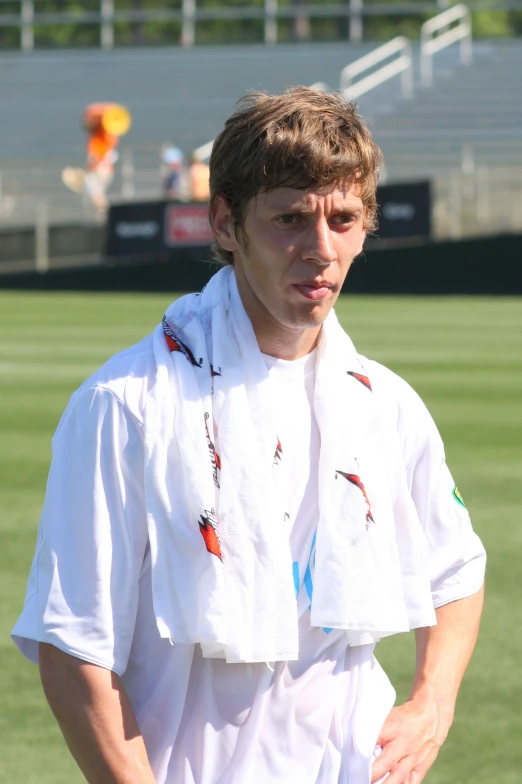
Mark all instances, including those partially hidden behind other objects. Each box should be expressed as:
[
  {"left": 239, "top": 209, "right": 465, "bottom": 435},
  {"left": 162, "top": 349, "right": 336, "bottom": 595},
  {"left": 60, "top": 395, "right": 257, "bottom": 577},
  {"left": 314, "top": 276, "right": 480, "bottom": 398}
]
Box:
[
  {"left": 189, "top": 153, "right": 210, "bottom": 202},
  {"left": 82, "top": 104, "right": 122, "bottom": 213}
]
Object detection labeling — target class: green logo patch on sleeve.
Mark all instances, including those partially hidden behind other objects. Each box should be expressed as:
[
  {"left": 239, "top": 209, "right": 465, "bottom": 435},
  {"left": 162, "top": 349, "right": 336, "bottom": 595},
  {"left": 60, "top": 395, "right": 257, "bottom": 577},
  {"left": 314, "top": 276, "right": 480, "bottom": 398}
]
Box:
[{"left": 452, "top": 486, "right": 467, "bottom": 509}]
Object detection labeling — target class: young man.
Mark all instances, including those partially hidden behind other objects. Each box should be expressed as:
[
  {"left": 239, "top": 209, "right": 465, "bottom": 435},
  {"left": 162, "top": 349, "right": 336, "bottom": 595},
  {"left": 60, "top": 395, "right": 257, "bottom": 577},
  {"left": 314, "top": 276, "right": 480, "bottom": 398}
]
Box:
[{"left": 12, "top": 88, "right": 485, "bottom": 784}]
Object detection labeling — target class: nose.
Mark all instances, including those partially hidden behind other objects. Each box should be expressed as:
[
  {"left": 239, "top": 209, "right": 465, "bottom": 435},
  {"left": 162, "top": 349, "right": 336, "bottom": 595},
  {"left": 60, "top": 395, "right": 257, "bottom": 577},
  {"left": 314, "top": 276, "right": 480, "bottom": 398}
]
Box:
[{"left": 302, "top": 218, "right": 337, "bottom": 265}]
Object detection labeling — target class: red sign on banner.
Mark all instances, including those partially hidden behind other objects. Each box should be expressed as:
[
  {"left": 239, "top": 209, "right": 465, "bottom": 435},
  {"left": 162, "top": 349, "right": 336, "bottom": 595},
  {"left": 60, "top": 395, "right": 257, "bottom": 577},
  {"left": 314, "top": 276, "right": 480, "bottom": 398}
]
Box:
[{"left": 164, "top": 203, "right": 213, "bottom": 246}]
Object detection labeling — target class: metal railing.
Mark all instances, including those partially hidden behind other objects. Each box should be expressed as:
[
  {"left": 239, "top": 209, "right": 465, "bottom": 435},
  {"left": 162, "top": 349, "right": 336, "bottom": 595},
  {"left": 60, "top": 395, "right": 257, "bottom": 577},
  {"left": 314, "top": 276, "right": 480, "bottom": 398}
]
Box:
[
  {"left": 3, "top": 165, "right": 522, "bottom": 275},
  {"left": 420, "top": 4, "right": 472, "bottom": 87},
  {"left": 341, "top": 36, "right": 413, "bottom": 100},
  {"left": 0, "top": 0, "right": 506, "bottom": 51},
  {"left": 0, "top": 0, "right": 394, "bottom": 49},
  {"left": 434, "top": 165, "right": 522, "bottom": 240}
]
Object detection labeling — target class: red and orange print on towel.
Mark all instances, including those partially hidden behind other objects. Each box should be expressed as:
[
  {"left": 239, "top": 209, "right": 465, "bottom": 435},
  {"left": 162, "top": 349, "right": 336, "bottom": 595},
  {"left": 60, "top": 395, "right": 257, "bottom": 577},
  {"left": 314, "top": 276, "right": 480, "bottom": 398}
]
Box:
[
  {"left": 273, "top": 438, "right": 283, "bottom": 466},
  {"left": 204, "top": 412, "right": 221, "bottom": 488},
  {"left": 198, "top": 508, "right": 222, "bottom": 561},
  {"left": 162, "top": 316, "right": 203, "bottom": 367},
  {"left": 346, "top": 371, "right": 372, "bottom": 392},
  {"left": 336, "top": 470, "right": 375, "bottom": 529}
]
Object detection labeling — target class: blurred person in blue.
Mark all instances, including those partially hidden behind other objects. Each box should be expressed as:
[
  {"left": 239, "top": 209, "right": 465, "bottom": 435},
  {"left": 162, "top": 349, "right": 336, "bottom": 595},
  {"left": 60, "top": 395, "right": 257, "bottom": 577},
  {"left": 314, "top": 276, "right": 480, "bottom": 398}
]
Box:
[
  {"left": 161, "top": 144, "right": 184, "bottom": 200},
  {"left": 12, "top": 87, "right": 485, "bottom": 784}
]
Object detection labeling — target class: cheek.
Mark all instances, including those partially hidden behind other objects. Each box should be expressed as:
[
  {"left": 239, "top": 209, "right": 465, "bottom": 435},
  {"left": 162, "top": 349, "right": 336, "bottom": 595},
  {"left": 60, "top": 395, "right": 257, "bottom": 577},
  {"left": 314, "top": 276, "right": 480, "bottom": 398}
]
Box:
[
  {"left": 238, "top": 243, "right": 282, "bottom": 300},
  {"left": 249, "top": 242, "right": 290, "bottom": 282},
  {"left": 338, "top": 227, "right": 365, "bottom": 260}
]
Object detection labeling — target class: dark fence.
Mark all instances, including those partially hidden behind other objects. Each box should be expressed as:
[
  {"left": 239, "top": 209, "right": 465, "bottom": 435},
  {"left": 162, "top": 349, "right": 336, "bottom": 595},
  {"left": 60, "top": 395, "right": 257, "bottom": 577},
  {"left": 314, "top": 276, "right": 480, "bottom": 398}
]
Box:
[
  {"left": 0, "top": 183, "right": 431, "bottom": 270},
  {"left": 1, "top": 232, "right": 521, "bottom": 295},
  {"left": 0, "top": 223, "right": 104, "bottom": 265}
]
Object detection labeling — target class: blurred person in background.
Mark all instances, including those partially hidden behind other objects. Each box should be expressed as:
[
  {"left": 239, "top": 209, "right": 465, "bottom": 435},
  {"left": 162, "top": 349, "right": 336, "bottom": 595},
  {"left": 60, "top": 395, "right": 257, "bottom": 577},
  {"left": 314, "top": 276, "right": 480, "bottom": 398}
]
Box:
[
  {"left": 161, "top": 144, "right": 184, "bottom": 200},
  {"left": 83, "top": 132, "right": 117, "bottom": 212},
  {"left": 189, "top": 152, "right": 210, "bottom": 201},
  {"left": 61, "top": 102, "right": 131, "bottom": 214},
  {"left": 12, "top": 88, "right": 485, "bottom": 784},
  {"left": 83, "top": 103, "right": 131, "bottom": 213}
]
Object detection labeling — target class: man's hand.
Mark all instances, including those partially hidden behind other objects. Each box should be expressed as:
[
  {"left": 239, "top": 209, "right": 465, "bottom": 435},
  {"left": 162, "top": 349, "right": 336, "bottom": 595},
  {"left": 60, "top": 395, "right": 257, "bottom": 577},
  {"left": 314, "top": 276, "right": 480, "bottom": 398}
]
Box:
[
  {"left": 371, "top": 687, "right": 452, "bottom": 784},
  {"left": 372, "top": 586, "right": 484, "bottom": 784}
]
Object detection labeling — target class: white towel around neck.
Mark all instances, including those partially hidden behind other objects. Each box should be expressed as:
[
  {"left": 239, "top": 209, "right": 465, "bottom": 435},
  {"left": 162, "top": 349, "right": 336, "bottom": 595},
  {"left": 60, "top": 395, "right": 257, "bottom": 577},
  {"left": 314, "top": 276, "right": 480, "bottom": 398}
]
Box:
[{"left": 143, "top": 267, "right": 435, "bottom": 663}]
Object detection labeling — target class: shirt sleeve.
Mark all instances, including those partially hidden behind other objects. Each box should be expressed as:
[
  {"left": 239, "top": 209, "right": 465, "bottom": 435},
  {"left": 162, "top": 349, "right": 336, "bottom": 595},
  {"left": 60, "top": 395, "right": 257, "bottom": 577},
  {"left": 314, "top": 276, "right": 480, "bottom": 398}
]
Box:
[
  {"left": 398, "top": 383, "right": 486, "bottom": 609},
  {"left": 11, "top": 385, "right": 148, "bottom": 676}
]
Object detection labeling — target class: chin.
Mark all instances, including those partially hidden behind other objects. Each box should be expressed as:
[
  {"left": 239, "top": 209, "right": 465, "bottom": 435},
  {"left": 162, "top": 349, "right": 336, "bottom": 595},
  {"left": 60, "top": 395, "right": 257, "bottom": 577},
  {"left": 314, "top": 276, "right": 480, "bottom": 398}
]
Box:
[{"left": 284, "top": 303, "right": 331, "bottom": 330}]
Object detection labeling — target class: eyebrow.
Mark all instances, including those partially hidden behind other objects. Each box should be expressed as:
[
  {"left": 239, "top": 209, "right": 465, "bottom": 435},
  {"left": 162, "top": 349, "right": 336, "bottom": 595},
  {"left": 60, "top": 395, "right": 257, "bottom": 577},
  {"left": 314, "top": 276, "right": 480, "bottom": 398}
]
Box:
[{"left": 266, "top": 201, "right": 362, "bottom": 214}]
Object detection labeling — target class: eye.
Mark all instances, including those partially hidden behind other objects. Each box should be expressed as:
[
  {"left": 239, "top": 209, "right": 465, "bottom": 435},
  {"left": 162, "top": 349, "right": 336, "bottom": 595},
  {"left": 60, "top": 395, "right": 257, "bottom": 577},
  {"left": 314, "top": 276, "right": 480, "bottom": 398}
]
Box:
[
  {"left": 333, "top": 213, "right": 355, "bottom": 226},
  {"left": 276, "top": 214, "right": 300, "bottom": 225}
]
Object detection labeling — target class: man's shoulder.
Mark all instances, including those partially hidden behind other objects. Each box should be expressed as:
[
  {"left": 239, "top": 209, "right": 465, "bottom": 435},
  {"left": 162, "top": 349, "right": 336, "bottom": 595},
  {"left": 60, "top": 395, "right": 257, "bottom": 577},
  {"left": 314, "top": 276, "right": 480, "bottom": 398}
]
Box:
[
  {"left": 362, "top": 356, "right": 442, "bottom": 462},
  {"left": 72, "top": 333, "right": 156, "bottom": 426},
  {"left": 362, "top": 357, "right": 421, "bottom": 407}
]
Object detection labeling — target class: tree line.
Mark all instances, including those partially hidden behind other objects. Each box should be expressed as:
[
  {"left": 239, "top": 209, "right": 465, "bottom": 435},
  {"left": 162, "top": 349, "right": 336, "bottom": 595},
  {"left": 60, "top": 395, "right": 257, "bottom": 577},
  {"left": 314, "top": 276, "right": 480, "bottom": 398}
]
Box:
[{"left": 0, "top": 0, "right": 521, "bottom": 49}]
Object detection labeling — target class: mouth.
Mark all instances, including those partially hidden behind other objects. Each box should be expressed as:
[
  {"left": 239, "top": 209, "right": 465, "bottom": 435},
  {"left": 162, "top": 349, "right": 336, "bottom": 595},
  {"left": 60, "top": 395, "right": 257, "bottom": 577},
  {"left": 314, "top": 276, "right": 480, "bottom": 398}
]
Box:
[{"left": 292, "top": 280, "right": 334, "bottom": 302}]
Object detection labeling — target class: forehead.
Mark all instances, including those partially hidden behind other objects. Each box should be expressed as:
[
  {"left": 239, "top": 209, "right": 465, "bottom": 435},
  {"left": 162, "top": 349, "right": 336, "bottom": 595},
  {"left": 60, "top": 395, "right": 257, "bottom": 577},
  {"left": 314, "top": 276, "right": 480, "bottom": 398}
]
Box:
[{"left": 257, "top": 183, "right": 364, "bottom": 211}]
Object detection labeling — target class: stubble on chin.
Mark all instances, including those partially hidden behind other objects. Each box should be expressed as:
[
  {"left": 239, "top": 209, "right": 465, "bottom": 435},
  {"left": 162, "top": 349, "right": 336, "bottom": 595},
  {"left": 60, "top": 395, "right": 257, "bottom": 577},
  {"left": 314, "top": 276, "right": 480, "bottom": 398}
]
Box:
[{"left": 282, "top": 300, "right": 334, "bottom": 331}]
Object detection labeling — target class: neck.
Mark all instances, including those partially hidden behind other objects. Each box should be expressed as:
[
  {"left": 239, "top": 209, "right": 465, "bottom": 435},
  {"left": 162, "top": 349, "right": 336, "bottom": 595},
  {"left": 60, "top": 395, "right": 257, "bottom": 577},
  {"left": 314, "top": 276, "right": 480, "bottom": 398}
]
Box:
[
  {"left": 257, "top": 326, "right": 320, "bottom": 360},
  {"left": 234, "top": 268, "right": 321, "bottom": 360}
]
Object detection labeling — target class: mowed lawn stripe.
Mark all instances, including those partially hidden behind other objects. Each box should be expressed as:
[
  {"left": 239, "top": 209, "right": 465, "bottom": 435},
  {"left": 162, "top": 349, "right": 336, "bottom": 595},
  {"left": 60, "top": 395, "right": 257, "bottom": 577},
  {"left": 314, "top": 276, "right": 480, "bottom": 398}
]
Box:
[{"left": 0, "top": 292, "right": 521, "bottom": 783}]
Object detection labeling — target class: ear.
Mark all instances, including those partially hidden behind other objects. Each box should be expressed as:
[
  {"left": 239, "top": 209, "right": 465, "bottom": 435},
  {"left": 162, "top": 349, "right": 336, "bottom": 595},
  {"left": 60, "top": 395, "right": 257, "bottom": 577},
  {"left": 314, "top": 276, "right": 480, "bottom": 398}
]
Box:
[
  {"left": 358, "top": 228, "right": 367, "bottom": 255},
  {"left": 210, "top": 196, "right": 240, "bottom": 253}
]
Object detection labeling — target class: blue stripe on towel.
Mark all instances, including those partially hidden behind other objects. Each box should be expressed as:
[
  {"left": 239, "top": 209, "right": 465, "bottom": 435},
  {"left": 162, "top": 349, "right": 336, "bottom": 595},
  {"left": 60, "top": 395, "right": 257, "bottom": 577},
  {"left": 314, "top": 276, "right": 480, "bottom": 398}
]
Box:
[
  {"left": 303, "top": 528, "right": 317, "bottom": 603},
  {"left": 292, "top": 561, "right": 300, "bottom": 597}
]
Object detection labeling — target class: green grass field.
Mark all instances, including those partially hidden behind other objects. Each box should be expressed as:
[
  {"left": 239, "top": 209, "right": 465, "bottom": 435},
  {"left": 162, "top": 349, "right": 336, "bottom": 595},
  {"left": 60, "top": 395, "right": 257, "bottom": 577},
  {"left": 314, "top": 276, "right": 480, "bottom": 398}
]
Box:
[{"left": 1, "top": 291, "right": 521, "bottom": 783}]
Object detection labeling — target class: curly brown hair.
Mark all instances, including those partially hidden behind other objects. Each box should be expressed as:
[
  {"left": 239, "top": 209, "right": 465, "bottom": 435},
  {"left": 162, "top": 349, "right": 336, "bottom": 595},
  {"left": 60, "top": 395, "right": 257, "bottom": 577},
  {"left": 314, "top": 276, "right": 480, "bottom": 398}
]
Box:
[{"left": 209, "top": 86, "right": 382, "bottom": 265}]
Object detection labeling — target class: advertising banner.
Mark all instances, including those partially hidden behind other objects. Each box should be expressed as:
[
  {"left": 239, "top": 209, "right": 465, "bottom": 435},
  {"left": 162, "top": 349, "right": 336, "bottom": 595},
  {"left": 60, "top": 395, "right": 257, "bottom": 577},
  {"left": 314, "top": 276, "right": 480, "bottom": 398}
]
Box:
[
  {"left": 106, "top": 183, "right": 431, "bottom": 258},
  {"left": 376, "top": 181, "right": 431, "bottom": 240},
  {"left": 106, "top": 201, "right": 213, "bottom": 258},
  {"left": 106, "top": 200, "right": 165, "bottom": 258},
  {"left": 164, "top": 203, "right": 213, "bottom": 246}
]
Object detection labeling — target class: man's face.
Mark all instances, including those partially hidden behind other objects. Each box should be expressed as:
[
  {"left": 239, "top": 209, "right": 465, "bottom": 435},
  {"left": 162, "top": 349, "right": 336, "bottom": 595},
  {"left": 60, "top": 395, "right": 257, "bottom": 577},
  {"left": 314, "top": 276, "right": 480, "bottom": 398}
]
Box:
[{"left": 211, "top": 182, "right": 367, "bottom": 345}]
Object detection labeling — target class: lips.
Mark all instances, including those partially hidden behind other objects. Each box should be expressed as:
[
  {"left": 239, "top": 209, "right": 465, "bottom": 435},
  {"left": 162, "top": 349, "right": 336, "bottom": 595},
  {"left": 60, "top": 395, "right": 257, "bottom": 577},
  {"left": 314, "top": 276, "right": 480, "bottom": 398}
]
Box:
[{"left": 293, "top": 281, "right": 334, "bottom": 301}]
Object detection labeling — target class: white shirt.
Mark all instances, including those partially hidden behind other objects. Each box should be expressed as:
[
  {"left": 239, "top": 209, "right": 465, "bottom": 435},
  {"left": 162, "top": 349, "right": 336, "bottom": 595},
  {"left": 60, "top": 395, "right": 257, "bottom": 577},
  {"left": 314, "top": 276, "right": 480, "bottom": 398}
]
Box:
[{"left": 11, "top": 335, "right": 485, "bottom": 784}]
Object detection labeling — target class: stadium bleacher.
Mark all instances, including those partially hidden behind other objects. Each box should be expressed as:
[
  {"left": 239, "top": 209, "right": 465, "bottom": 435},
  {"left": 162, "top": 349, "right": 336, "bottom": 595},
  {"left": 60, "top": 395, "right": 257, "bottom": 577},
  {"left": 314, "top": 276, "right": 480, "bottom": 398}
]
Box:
[{"left": 0, "top": 36, "right": 521, "bottom": 236}]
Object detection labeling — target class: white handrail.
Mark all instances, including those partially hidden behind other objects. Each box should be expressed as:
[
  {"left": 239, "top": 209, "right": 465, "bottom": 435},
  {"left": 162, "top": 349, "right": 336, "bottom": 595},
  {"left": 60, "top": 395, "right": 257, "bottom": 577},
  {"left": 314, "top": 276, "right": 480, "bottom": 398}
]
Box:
[
  {"left": 420, "top": 4, "right": 472, "bottom": 88},
  {"left": 193, "top": 139, "right": 214, "bottom": 162},
  {"left": 341, "top": 36, "right": 413, "bottom": 101}
]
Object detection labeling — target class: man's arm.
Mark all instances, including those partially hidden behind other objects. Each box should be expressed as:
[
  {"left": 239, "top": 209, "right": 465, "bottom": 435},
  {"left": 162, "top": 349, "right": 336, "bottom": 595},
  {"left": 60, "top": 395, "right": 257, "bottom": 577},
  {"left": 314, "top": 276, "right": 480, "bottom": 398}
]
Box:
[
  {"left": 371, "top": 584, "right": 484, "bottom": 784},
  {"left": 39, "top": 643, "right": 157, "bottom": 784}
]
